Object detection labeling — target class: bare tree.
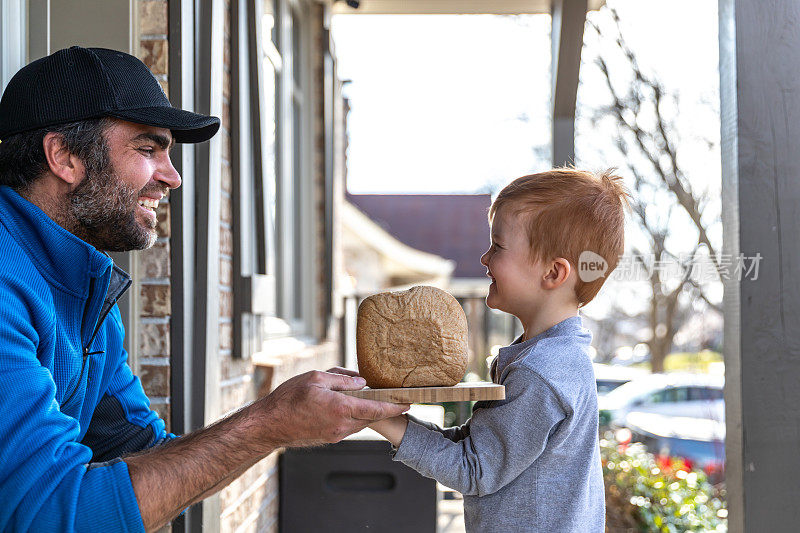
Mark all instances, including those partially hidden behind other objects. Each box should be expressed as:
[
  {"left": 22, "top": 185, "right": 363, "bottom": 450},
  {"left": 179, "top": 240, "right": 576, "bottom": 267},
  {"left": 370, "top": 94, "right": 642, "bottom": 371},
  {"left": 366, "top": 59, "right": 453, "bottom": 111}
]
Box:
[
  {"left": 586, "top": 303, "right": 646, "bottom": 364},
  {"left": 584, "top": 8, "right": 722, "bottom": 372}
]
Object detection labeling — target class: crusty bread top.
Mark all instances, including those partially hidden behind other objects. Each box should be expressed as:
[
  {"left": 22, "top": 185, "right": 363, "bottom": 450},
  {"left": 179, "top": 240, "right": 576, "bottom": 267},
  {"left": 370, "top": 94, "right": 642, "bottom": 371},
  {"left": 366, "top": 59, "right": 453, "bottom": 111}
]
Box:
[{"left": 356, "top": 285, "right": 469, "bottom": 388}]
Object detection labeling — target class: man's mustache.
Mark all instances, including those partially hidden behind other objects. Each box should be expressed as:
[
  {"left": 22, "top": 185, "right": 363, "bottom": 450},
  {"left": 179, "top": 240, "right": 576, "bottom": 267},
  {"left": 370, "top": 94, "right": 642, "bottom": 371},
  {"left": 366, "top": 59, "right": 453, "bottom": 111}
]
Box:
[{"left": 137, "top": 184, "right": 169, "bottom": 200}]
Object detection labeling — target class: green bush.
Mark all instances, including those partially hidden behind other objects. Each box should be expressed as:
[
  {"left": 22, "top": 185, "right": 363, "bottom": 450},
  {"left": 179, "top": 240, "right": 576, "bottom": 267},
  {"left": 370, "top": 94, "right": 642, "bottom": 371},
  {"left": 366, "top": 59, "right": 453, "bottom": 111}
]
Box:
[{"left": 601, "top": 434, "right": 727, "bottom": 532}]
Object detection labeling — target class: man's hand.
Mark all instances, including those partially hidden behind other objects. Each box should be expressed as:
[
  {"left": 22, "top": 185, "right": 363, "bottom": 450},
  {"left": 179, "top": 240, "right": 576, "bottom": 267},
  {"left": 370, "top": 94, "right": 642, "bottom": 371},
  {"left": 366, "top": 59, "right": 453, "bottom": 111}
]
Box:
[
  {"left": 325, "top": 366, "right": 361, "bottom": 377},
  {"left": 255, "top": 370, "right": 409, "bottom": 448},
  {"left": 127, "top": 369, "right": 407, "bottom": 531}
]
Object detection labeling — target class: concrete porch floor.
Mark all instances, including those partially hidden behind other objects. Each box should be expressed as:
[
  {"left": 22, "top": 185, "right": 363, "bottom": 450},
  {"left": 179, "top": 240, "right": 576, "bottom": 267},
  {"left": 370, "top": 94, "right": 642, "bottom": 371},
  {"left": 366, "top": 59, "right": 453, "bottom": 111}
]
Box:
[{"left": 438, "top": 487, "right": 466, "bottom": 533}]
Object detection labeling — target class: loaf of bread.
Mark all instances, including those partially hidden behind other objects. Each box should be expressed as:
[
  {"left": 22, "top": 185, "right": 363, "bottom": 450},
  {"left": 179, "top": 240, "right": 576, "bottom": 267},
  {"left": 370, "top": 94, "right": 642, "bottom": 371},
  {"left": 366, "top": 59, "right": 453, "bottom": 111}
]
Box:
[{"left": 356, "top": 285, "right": 469, "bottom": 388}]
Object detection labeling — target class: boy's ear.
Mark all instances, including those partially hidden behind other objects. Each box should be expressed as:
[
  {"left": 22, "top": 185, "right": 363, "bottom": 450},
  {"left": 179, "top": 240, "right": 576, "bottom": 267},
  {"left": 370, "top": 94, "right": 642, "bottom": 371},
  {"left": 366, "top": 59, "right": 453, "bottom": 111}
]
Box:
[{"left": 542, "top": 258, "right": 572, "bottom": 290}]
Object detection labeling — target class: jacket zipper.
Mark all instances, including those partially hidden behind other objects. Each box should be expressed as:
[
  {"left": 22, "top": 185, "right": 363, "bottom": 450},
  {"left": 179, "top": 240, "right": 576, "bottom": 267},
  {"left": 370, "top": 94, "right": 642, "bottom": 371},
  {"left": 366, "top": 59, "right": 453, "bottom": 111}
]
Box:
[{"left": 62, "top": 278, "right": 114, "bottom": 409}]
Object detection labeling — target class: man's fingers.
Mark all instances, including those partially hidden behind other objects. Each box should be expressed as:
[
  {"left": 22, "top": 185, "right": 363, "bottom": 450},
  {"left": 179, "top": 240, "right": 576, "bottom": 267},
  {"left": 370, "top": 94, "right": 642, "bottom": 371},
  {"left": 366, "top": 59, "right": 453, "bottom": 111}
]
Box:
[
  {"left": 326, "top": 367, "right": 361, "bottom": 378},
  {"left": 347, "top": 397, "right": 409, "bottom": 421},
  {"left": 318, "top": 370, "right": 366, "bottom": 391}
]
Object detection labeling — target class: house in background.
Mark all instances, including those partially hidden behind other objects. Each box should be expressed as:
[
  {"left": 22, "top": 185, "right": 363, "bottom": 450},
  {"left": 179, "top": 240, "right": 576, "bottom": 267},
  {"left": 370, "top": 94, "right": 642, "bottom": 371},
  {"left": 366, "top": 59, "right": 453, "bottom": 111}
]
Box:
[
  {"left": 347, "top": 193, "right": 519, "bottom": 377},
  {"left": 339, "top": 199, "right": 454, "bottom": 369},
  {"left": 341, "top": 199, "right": 454, "bottom": 294},
  {"left": 347, "top": 193, "right": 491, "bottom": 292}
]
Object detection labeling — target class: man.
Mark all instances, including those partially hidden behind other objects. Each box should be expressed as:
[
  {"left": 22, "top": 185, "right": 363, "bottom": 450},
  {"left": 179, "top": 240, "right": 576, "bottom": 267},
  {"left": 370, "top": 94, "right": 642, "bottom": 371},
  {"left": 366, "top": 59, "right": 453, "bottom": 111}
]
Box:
[{"left": 0, "top": 47, "right": 406, "bottom": 532}]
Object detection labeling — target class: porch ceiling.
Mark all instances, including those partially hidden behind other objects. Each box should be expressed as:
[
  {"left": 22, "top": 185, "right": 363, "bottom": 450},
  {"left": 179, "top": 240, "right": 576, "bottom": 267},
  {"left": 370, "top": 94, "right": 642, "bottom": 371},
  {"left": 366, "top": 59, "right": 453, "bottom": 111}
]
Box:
[{"left": 332, "top": 0, "right": 604, "bottom": 15}]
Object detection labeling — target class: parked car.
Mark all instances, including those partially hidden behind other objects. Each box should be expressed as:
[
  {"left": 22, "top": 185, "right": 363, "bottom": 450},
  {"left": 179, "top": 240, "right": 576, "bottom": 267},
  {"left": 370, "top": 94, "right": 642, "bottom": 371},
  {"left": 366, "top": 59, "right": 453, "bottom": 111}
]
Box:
[
  {"left": 598, "top": 373, "right": 724, "bottom": 427},
  {"left": 621, "top": 411, "right": 725, "bottom": 483},
  {"left": 593, "top": 363, "right": 649, "bottom": 396}
]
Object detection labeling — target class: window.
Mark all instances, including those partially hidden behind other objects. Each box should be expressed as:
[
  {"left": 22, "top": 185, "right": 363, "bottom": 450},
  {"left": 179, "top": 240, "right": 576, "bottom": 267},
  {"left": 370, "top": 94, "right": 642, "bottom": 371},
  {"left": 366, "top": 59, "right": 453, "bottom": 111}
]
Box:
[
  {"left": 1, "top": 0, "right": 27, "bottom": 90},
  {"left": 648, "top": 387, "right": 689, "bottom": 404},
  {"left": 596, "top": 379, "right": 628, "bottom": 395},
  {"left": 672, "top": 387, "right": 689, "bottom": 402},
  {"left": 648, "top": 390, "right": 667, "bottom": 404},
  {"left": 277, "top": 0, "right": 312, "bottom": 330},
  {"left": 706, "top": 388, "right": 723, "bottom": 401},
  {"left": 233, "top": 0, "right": 315, "bottom": 357},
  {"left": 688, "top": 387, "right": 724, "bottom": 401}
]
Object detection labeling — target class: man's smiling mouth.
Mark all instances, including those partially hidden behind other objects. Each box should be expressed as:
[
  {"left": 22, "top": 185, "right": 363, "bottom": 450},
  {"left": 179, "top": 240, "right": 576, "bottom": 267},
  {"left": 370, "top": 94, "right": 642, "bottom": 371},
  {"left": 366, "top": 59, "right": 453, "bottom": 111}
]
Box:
[{"left": 137, "top": 198, "right": 159, "bottom": 210}]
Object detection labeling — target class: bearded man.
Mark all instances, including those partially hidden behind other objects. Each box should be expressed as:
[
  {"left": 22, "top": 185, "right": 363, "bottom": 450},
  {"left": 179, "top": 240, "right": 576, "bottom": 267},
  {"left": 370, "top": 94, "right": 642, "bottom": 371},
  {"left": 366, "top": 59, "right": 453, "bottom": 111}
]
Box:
[{"left": 0, "top": 47, "right": 405, "bottom": 532}]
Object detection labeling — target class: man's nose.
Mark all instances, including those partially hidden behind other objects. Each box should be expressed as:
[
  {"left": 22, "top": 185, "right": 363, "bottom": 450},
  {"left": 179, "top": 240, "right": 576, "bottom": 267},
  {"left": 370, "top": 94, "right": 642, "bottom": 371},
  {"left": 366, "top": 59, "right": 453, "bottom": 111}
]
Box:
[{"left": 158, "top": 155, "right": 182, "bottom": 189}]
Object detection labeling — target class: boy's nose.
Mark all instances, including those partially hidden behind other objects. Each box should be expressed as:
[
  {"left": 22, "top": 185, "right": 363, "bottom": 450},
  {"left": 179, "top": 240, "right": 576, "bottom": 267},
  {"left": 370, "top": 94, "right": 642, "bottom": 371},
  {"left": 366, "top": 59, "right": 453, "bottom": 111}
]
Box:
[{"left": 480, "top": 250, "right": 490, "bottom": 266}]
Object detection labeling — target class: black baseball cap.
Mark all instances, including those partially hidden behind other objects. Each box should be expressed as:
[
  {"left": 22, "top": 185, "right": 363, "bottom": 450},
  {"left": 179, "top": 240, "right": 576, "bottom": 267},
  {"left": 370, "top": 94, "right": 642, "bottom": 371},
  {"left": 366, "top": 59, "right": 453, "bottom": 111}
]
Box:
[{"left": 0, "top": 46, "right": 220, "bottom": 143}]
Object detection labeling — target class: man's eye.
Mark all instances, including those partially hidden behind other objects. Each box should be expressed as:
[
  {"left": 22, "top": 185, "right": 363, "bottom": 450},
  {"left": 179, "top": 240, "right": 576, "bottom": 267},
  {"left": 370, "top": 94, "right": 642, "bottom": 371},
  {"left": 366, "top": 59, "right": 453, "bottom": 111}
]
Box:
[{"left": 139, "top": 147, "right": 155, "bottom": 155}]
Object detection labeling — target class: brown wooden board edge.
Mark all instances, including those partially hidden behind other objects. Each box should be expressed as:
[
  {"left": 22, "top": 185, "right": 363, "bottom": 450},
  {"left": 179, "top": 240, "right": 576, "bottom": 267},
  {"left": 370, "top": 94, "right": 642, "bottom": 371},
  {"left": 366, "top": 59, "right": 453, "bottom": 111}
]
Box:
[{"left": 339, "top": 382, "right": 506, "bottom": 403}]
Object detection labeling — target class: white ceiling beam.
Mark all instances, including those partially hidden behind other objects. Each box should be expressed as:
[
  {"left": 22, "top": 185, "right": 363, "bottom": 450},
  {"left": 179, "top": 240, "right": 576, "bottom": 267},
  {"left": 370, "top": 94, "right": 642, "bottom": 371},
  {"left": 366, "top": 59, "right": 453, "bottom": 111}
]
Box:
[{"left": 332, "top": 0, "right": 603, "bottom": 15}]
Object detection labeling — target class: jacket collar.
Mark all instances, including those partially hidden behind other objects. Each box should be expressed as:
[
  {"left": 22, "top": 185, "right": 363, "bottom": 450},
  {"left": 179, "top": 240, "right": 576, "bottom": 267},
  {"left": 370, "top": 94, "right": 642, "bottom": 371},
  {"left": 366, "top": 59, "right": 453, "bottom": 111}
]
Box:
[{"left": 0, "top": 185, "right": 115, "bottom": 296}]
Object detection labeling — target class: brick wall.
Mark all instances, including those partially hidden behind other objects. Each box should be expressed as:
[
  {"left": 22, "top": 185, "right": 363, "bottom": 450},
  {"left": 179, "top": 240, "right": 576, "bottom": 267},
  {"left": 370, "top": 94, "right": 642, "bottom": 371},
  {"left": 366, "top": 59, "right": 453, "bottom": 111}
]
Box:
[
  {"left": 135, "top": 4, "right": 173, "bottom": 533},
  {"left": 136, "top": 0, "right": 172, "bottom": 431},
  {"left": 134, "top": 1, "right": 344, "bottom": 531}
]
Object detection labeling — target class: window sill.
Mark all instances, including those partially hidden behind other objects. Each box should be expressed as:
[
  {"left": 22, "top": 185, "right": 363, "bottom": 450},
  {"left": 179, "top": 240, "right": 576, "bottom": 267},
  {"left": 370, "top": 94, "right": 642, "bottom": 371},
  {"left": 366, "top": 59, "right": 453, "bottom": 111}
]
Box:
[{"left": 252, "top": 337, "right": 339, "bottom": 396}]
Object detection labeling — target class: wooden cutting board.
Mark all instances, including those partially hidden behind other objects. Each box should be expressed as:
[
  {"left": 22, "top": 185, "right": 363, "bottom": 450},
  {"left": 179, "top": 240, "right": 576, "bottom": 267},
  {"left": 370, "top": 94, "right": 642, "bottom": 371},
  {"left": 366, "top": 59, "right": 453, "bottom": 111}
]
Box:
[{"left": 340, "top": 382, "right": 505, "bottom": 403}]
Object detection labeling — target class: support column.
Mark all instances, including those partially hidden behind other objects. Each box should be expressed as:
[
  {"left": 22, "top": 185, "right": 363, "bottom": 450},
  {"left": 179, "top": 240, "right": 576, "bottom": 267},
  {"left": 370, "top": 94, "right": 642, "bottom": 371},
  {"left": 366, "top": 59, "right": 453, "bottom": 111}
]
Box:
[
  {"left": 719, "top": 1, "right": 800, "bottom": 530},
  {"left": 550, "top": 0, "right": 587, "bottom": 167},
  {"left": 168, "top": 0, "right": 198, "bottom": 530},
  {"left": 189, "top": 0, "right": 224, "bottom": 530}
]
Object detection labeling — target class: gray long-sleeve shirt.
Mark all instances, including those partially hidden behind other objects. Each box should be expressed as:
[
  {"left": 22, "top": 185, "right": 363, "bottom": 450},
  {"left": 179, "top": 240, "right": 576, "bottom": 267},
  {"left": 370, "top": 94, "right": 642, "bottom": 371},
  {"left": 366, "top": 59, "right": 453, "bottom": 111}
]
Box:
[{"left": 393, "top": 315, "right": 605, "bottom": 532}]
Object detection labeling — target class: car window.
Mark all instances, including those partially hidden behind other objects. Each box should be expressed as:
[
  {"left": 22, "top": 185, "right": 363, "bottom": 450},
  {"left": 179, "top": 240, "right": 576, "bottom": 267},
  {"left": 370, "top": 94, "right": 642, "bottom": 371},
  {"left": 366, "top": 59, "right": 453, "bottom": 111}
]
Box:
[
  {"left": 597, "top": 379, "right": 628, "bottom": 395},
  {"left": 689, "top": 387, "right": 708, "bottom": 401},
  {"left": 689, "top": 387, "right": 723, "bottom": 401},
  {"left": 650, "top": 387, "right": 689, "bottom": 404},
  {"left": 648, "top": 390, "right": 667, "bottom": 403},
  {"left": 672, "top": 387, "right": 689, "bottom": 402},
  {"left": 707, "top": 387, "right": 724, "bottom": 400}
]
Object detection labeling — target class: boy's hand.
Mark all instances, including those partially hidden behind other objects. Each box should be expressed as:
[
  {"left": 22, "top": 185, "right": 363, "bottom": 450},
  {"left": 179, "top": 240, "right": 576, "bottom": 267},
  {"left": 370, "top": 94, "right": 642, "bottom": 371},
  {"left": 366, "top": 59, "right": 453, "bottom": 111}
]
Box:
[{"left": 369, "top": 415, "right": 409, "bottom": 447}]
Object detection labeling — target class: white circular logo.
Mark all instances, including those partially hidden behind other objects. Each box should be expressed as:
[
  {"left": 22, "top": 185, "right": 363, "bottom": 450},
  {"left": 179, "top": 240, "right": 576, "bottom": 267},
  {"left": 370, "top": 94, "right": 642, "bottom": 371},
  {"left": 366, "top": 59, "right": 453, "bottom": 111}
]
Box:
[{"left": 578, "top": 251, "right": 608, "bottom": 282}]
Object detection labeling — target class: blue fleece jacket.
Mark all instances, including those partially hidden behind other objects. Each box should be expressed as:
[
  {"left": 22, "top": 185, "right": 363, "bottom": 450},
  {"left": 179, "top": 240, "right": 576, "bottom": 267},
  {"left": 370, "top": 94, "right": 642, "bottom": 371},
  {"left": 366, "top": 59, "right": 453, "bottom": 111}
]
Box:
[{"left": 0, "top": 185, "right": 169, "bottom": 532}]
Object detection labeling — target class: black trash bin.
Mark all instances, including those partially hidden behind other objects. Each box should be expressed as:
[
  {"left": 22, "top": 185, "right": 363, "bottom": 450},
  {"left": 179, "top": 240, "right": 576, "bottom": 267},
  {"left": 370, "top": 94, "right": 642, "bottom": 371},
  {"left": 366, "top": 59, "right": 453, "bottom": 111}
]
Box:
[{"left": 280, "top": 439, "right": 437, "bottom": 532}]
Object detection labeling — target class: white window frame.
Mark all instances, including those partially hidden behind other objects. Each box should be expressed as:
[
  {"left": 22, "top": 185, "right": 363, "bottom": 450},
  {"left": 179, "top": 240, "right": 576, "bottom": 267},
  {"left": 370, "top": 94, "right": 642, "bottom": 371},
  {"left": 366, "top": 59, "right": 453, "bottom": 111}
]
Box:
[
  {"left": 277, "top": 0, "right": 315, "bottom": 336},
  {"left": 235, "top": 0, "right": 315, "bottom": 358},
  {"left": 1, "top": 0, "right": 27, "bottom": 91}
]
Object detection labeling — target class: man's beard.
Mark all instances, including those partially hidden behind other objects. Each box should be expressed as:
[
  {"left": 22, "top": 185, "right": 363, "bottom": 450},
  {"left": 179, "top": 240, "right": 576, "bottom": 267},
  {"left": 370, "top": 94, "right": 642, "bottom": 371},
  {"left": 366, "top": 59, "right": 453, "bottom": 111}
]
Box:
[{"left": 67, "top": 161, "right": 164, "bottom": 252}]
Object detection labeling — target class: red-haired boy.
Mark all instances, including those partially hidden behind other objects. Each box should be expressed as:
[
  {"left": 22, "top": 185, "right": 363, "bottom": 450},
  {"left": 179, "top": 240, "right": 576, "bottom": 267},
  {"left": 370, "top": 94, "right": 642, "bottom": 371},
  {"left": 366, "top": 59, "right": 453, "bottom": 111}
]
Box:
[{"left": 370, "top": 169, "right": 630, "bottom": 532}]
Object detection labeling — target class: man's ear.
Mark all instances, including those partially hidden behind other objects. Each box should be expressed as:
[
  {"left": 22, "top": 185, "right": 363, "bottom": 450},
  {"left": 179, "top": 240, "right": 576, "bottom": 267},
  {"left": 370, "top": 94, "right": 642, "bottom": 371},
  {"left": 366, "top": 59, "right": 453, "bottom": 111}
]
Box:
[
  {"left": 542, "top": 258, "right": 572, "bottom": 289},
  {"left": 42, "top": 132, "right": 85, "bottom": 186}
]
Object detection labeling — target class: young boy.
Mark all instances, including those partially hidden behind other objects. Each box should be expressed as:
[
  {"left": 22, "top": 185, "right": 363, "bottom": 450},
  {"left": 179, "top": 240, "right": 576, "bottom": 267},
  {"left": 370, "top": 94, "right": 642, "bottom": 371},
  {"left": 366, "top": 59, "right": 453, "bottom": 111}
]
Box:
[{"left": 369, "top": 168, "right": 630, "bottom": 532}]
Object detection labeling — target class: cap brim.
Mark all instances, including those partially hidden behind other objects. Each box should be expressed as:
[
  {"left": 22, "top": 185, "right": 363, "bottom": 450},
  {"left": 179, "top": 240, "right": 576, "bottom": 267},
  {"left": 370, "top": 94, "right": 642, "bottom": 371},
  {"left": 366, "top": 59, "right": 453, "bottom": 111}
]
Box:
[{"left": 111, "top": 106, "right": 220, "bottom": 143}]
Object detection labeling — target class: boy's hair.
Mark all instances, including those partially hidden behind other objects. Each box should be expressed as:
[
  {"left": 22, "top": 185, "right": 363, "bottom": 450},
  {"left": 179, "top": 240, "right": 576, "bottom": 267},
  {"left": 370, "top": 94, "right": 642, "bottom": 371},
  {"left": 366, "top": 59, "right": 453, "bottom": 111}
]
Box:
[{"left": 489, "top": 168, "right": 630, "bottom": 307}]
